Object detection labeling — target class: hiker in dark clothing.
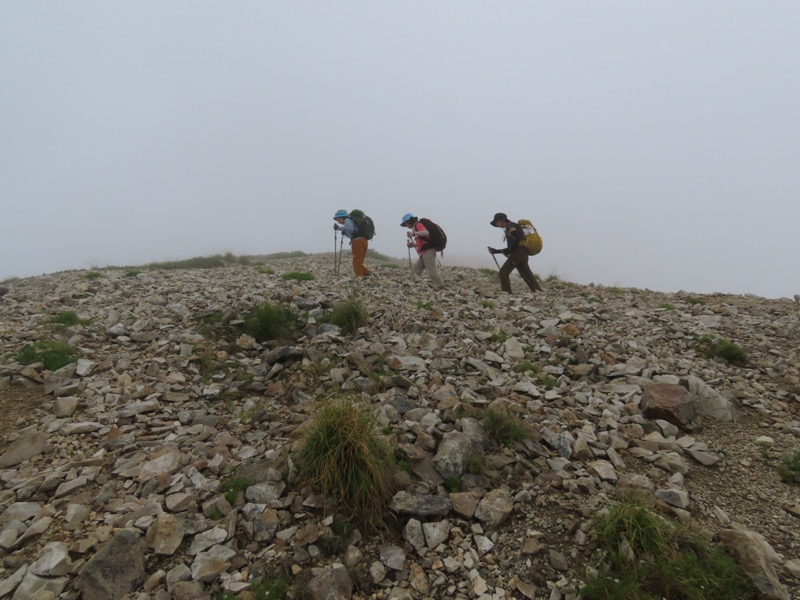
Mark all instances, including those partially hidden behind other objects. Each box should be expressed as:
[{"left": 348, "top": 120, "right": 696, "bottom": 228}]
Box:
[{"left": 488, "top": 212, "right": 542, "bottom": 294}]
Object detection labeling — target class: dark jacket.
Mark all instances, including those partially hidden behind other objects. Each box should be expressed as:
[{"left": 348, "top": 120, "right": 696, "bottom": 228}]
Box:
[{"left": 501, "top": 221, "right": 526, "bottom": 255}]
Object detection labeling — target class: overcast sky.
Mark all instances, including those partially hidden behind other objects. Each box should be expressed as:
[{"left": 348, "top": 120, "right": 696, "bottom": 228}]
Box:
[{"left": 2, "top": 2, "right": 798, "bottom": 298}]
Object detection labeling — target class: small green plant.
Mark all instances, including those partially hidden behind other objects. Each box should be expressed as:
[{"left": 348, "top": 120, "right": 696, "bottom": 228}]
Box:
[
  {"left": 85, "top": 271, "right": 102, "bottom": 280},
  {"left": 256, "top": 267, "right": 276, "bottom": 275},
  {"left": 444, "top": 476, "right": 462, "bottom": 493},
  {"left": 777, "top": 451, "right": 800, "bottom": 484},
  {"left": 124, "top": 269, "right": 143, "bottom": 277},
  {"left": 479, "top": 268, "right": 496, "bottom": 277},
  {"left": 148, "top": 255, "right": 230, "bottom": 269},
  {"left": 545, "top": 271, "right": 561, "bottom": 283},
  {"left": 465, "top": 453, "right": 487, "bottom": 475},
  {"left": 538, "top": 374, "right": 558, "bottom": 390},
  {"left": 696, "top": 335, "right": 748, "bottom": 366},
  {"left": 514, "top": 361, "right": 538, "bottom": 374},
  {"left": 482, "top": 409, "right": 529, "bottom": 447},
  {"left": 480, "top": 300, "right": 496, "bottom": 308},
  {"left": 686, "top": 296, "right": 706, "bottom": 305},
  {"left": 659, "top": 303, "right": 676, "bottom": 310},
  {"left": 294, "top": 398, "right": 397, "bottom": 527},
  {"left": 242, "top": 302, "right": 299, "bottom": 342},
  {"left": 582, "top": 498, "right": 755, "bottom": 600},
  {"left": 488, "top": 331, "right": 508, "bottom": 343},
  {"left": 46, "top": 311, "right": 92, "bottom": 330},
  {"left": 381, "top": 262, "right": 400, "bottom": 269},
  {"left": 415, "top": 300, "right": 434, "bottom": 310},
  {"left": 220, "top": 476, "right": 251, "bottom": 505},
  {"left": 15, "top": 340, "right": 79, "bottom": 371},
  {"left": 282, "top": 271, "right": 315, "bottom": 281},
  {"left": 319, "top": 299, "right": 368, "bottom": 334}
]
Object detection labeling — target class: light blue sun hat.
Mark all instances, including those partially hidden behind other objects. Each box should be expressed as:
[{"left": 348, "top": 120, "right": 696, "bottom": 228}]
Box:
[
  {"left": 333, "top": 209, "right": 348, "bottom": 219},
  {"left": 400, "top": 213, "right": 415, "bottom": 225}
]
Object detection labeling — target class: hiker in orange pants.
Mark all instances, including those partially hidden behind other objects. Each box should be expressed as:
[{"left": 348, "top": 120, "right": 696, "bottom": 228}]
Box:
[{"left": 333, "top": 209, "right": 372, "bottom": 277}]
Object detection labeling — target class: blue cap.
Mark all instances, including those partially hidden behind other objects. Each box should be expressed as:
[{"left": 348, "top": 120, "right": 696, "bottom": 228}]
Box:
[
  {"left": 400, "top": 213, "right": 415, "bottom": 225},
  {"left": 334, "top": 209, "right": 348, "bottom": 220}
]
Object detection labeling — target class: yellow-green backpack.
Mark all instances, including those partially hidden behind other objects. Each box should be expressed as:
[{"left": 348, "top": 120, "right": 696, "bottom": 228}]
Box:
[{"left": 518, "top": 219, "right": 542, "bottom": 256}]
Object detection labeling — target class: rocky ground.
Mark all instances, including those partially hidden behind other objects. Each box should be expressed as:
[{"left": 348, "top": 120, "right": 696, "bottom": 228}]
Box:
[{"left": 0, "top": 253, "right": 799, "bottom": 600}]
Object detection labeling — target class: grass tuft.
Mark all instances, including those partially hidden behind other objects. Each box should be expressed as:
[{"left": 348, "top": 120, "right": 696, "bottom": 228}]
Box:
[
  {"left": 696, "top": 335, "right": 749, "bottom": 366},
  {"left": 15, "top": 340, "right": 79, "bottom": 371},
  {"left": 482, "top": 409, "right": 529, "bottom": 447},
  {"left": 777, "top": 451, "right": 800, "bottom": 484},
  {"left": 282, "top": 271, "right": 315, "bottom": 281},
  {"left": 582, "top": 498, "right": 756, "bottom": 600},
  {"left": 319, "top": 299, "right": 368, "bottom": 334},
  {"left": 294, "top": 398, "right": 397, "bottom": 528},
  {"left": 243, "top": 302, "right": 299, "bottom": 342},
  {"left": 220, "top": 477, "right": 251, "bottom": 505},
  {"left": 85, "top": 271, "right": 102, "bottom": 280},
  {"left": 46, "top": 311, "right": 92, "bottom": 330}
]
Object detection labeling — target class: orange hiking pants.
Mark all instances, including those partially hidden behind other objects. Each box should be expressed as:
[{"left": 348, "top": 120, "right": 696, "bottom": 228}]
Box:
[{"left": 351, "top": 238, "right": 372, "bottom": 276}]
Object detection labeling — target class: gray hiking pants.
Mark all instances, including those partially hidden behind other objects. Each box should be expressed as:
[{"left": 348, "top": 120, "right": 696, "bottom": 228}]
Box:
[{"left": 412, "top": 250, "right": 444, "bottom": 288}]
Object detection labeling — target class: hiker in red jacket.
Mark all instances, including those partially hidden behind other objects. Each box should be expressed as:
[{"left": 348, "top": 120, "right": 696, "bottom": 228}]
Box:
[
  {"left": 488, "top": 212, "right": 542, "bottom": 294},
  {"left": 401, "top": 213, "right": 444, "bottom": 288}
]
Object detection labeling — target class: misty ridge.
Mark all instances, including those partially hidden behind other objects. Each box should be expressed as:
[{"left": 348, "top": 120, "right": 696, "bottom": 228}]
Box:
[{"left": 1, "top": 249, "right": 799, "bottom": 599}]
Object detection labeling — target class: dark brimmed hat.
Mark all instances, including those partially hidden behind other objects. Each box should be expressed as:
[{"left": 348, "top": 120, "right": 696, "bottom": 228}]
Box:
[{"left": 490, "top": 212, "right": 507, "bottom": 225}]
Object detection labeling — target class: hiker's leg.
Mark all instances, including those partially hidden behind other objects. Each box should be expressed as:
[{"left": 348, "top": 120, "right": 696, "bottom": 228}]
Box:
[
  {"left": 513, "top": 248, "right": 542, "bottom": 292},
  {"left": 352, "top": 239, "right": 367, "bottom": 276},
  {"left": 498, "top": 256, "right": 514, "bottom": 293},
  {"left": 421, "top": 251, "right": 444, "bottom": 288},
  {"left": 411, "top": 256, "right": 425, "bottom": 282},
  {"left": 362, "top": 241, "right": 371, "bottom": 275}
]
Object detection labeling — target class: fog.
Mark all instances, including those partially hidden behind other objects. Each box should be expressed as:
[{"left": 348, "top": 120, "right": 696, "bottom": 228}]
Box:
[{"left": 2, "top": 2, "right": 798, "bottom": 298}]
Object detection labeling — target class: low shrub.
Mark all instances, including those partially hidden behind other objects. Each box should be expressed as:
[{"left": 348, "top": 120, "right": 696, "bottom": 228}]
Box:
[
  {"left": 220, "top": 477, "right": 251, "bottom": 505},
  {"left": 262, "top": 251, "right": 307, "bottom": 259},
  {"left": 482, "top": 409, "right": 529, "bottom": 447},
  {"left": 319, "top": 299, "right": 368, "bottom": 334},
  {"left": 696, "top": 335, "right": 748, "bottom": 366},
  {"left": 582, "top": 499, "right": 756, "bottom": 600},
  {"left": 15, "top": 340, "right": 79, "bottom": 371},
  {"left": 46, "top": 311, "right": 91, "bottom": 329},
  {"left": 282, "top": 271, "right": 315, "bottom": 281},
  {"left": 294, "top": 398, "right": 397, "bottom": 527},
  {"left": 488, "top": 331, "right": 508, "bottom": 343},
  {"left": 777, "top": 451, "right": 800, "bottom": 484},
  {"left": 243, "top": 302, "right": 299, "bottom": 342},
  {"left": 85, "top": 271, "right": 102, "bottom": 280}
]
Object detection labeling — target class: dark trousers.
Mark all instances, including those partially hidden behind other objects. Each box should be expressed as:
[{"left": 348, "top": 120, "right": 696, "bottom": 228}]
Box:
[{"left": 499, "top": 246, "right": 542, "bottom": 293}]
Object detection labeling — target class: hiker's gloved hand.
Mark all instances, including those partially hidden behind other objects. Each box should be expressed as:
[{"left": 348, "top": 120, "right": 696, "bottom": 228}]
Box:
[
  {"left": 407, "top": 241, "right": 415, "bottom": 248},
  {"left": 487, "top": 247, "right": 497, "bottom": 254},
  {"left": 333, "top": 224, "right": 338, "bottom": 231},
  {"left": 406, "top": 231, "right": 414, "bottom": 239}
]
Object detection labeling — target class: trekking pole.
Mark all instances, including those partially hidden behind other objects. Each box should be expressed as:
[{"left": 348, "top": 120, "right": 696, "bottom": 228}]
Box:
[
  {"left": 333, "top": 230, "right": 338, "bottom": 274},
  {"left": 337, "top": 235, "right": 344, "bottom": 275},
  {"left": 491, "top": 252, "right": 500, "bottom": 270},
  {"left": 407, "top": 245, "right": 412, "bottom": 270}
]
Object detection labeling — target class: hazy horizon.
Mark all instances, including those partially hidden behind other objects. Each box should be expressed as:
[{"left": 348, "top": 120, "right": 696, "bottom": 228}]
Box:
[{"left": 2, "top": 3, "right": 798, "bottom": 299}]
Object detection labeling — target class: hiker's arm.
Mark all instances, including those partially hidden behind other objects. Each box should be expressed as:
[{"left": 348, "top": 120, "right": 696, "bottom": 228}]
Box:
[{"left": 413, "top": 224, "right": 430, "bottom": 239}]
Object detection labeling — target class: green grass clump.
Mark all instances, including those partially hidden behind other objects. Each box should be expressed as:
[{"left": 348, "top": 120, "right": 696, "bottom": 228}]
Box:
[
  {"left": 514, "top": 361, "right": 539, "bottom": 374},
  {"left": 148, "top": 255, "right": 227, "bottom": 269},
  {"left": 444, "top": 476, "right": 462, "bottom": 492},
  {"left": 256, "top": 267, "right": 276, "bottom": 275},
  {"left": 381, "top": 262, "right": 400, "bottom": 269},
  {"left": 124, "top": 269, "right": 143, "bottom": 277},
  {"left": 479, "top": 268, "right": 496, "bottom": 277},
  {"left": 659, "top": 303, "right": 676, "bottom": 310},
  {"left": 294, "top": 398, "right": 397, "bottom": 527},
  {"left": 488, "top": 331, "right": 508, "bottom": 343},
  {"left": 538, "top": 374, "right": 558, "bottom": 390},
  {"left": 482, "top": 409, "right": 529, "bottom": 447},
  {"left": 243, "top": 302, "right": 299, "bottom": 342},
  {"left": 686, "top": 296, "right": 706, "bottom": 305},
  {"left": 319, "top": 299, "right": 368, "bottom": 334},
  {"left": 15, "top": 340, "right": 79, "bottom": 371},
  {"left": 415, "top": 300, "right": 434, "bottom": 310},
  {"left": 480, "top": 300, "right": 496, "bottom": 308},
  {"left": 46, "top": 311, "right": 92, "bottom": 330},
  {"left": 582, "top": 499, "right": 756, "bottom": 600},
  {"left": 85, "top": 271, "right": 102, "bottom": 280},
  {"left": 220, "top": 477, "right": 251, "bottom": 505},
  {"left": 696, "top": 335, "right": 748, "bottom": 366},
  {"left": 777, "top": 451, "right": 800, "bottom": 484},
  {"left": 282, "top": 271, "right": 315, "bottom": 281}
]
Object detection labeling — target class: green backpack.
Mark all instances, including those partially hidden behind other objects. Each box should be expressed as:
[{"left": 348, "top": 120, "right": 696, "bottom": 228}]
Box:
[
  {"left": 349, "top": 210, "right": 376, "bottom": 240},
  {"left": 518, "top": 219, "right": 542, "bottom": 255}
]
